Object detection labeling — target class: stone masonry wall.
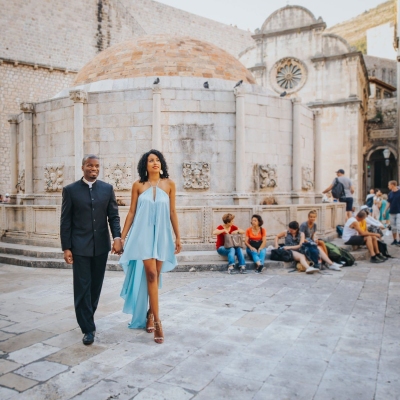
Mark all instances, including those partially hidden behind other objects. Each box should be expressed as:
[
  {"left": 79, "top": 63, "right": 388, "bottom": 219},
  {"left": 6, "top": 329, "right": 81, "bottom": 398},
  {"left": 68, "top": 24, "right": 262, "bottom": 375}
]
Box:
[{"left": 0, "top": 64, "right": 75, "bottom": 196}]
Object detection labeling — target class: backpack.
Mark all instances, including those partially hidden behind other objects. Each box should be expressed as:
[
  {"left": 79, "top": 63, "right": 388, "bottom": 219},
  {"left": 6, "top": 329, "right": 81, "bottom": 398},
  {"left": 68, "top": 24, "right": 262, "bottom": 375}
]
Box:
[
  {"left": 331, "top": 178, "right": 345, "bottom": 199},
  {"left": 270, "top": 248, "right": 293, "bottom": 262},
  {"left": 378, "top": 241, "right": 391, "bottom": 258},
  {"left": 301, "top": 242, "right": 320, "bottom": 268},
  {"left": 366, "top": 196, "right": 374, "bottom": 208},
  {"left": 325, "top": 242, "right": 342, "bottom": 263},
  {"left": 336, "top": 225, "right": 344, "bottom": 238},
  {"left": 338, "top": 247, "right": 355, "bottom": 266}
]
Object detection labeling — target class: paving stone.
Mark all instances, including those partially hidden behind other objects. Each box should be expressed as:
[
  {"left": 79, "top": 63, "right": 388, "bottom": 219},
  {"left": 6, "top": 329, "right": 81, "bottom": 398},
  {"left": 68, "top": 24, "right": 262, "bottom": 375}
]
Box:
[
  {"left": 0, "top": 386, "right": 19, "bottom": 400},
  {"left": 0, "top": 329, "right": 54, "bottom": 353},
  {"left": 42, "top": 328, "right": 82, "bottom": 349},
  {"left": 14, "top": 360, "right": 69, "bottom": 381},
  {"left": 0, "top": 372, "right": 38, "bottom": 391},
  {"left": 133, "top": 382, "right": 194, "bottom": 400},
  {"left": 8, "top": 343, "right": 60, "bottom": 365},
  {"left": 232, "top": 312, "right": 276, "bottom": 329},
  {"left": 0, "top": 359, "right": 21, "bottom": 374},
  {"left": 0, "top": 331, "right": 15, "bottom": 341},
  {"left": 46, "top": 342, "right": 107, "bottom": 366}
]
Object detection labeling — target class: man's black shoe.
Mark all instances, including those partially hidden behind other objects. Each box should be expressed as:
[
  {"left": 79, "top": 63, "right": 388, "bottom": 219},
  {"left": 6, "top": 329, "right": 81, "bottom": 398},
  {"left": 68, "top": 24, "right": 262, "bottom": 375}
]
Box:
[
  {"left": 390, "top": 240, "right": 398, "bottom": 245},
  {"left": 370, "top": 257, "right": 384, "bottom": 264},
  {"left": 376, "top": 254, "right": 387, "bottom": 261},
  {"left": 82, "top": 332, "right": 95, "bottom": 345}
]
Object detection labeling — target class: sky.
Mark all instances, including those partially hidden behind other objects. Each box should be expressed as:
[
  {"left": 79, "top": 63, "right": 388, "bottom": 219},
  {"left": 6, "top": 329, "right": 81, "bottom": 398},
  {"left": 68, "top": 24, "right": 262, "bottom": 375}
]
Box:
[{"left": 156, "top": 0, "right": 390, "bottom": 31}]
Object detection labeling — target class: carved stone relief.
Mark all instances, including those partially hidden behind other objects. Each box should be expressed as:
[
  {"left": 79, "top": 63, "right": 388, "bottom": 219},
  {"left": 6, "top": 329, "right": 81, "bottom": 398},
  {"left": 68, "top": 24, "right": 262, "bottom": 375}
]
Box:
[
  {"left": 302, "top": 167, "right": 314, "bottom": 190},
  {"left": 182, "top": 162, "right": 210, "bottom": 190},
  {"left": 104, "top": 163, "right": 132, "bottom": 190},
  {"left": 259, "top": 164, "right": 277, "bottom": 189},
  {"left": 16, "top": 170, "right": 25, "bottom": 192},
  {"left": 44, "top": 164, "right": 64, "bottom": 192}
]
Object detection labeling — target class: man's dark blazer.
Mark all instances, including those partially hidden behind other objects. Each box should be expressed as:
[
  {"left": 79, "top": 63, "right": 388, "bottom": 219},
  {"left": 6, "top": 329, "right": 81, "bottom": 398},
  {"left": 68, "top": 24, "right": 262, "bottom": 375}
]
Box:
[{"left": 60, "top": 179, "right": 121, "bottom": 257}]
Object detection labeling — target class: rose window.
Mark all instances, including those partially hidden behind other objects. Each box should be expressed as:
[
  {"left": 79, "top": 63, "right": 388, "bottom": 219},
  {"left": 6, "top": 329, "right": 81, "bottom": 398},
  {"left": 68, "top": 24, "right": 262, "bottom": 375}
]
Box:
[{"left": 270, "top": 58, "right": 307, "bottom": 94}]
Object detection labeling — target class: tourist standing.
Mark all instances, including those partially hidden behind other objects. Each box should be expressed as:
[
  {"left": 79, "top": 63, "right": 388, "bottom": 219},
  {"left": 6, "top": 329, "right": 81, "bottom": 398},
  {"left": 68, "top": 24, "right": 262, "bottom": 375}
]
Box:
[
  {"left": 60, "top": 155, "right": 123, "bottom": 345},
  {"left": 372, "top": 189, "right": 382, "bottom": 220},
  {"left": 3, "top": 194, "right": 10, "bottom": 203},
  {"left": 322, "top": 169, "right": 354, "bottom": 220},
  {"left": 119, "top": 150, "right": 180, "bottom": 344},
  {"left": 385, "top": 180, "right": 400, "bottom": 245},
  {"left": 245, "top": 214, "right": 267, "bottom": 273},
  {"left": 380, "top": 194, "right": 390, "bottom": 226}
]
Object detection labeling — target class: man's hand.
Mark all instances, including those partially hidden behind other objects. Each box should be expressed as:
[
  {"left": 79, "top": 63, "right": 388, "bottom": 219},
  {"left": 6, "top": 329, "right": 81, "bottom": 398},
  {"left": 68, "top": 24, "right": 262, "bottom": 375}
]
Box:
[
  {"left": 64, "top": 250, "right": 73, "bottom": 264},
  {"left": 112, "top": 238, "right": 123, "bottom": 255}
]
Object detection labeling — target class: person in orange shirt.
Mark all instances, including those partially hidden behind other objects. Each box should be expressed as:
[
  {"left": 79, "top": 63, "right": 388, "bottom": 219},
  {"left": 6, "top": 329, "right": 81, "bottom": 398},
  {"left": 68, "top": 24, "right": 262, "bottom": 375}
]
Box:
[{"left": 245, "top": 214, "right": 267, "bottom": 273}]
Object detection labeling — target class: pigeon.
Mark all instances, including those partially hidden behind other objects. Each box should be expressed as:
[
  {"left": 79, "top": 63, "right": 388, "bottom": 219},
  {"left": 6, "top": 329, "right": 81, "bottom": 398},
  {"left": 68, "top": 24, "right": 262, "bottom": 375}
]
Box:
[
  {"left": 280, "top": 91, "right": 287, "bottom": 97},
  {"left": 153, "top": 77, "right": 160, "bottom": 84},
  {"left": 203, "top": 81, "right": 209, "bottom": 89},
  {"left": 234, "top": 80, "right": 243, "bottom": 88}
]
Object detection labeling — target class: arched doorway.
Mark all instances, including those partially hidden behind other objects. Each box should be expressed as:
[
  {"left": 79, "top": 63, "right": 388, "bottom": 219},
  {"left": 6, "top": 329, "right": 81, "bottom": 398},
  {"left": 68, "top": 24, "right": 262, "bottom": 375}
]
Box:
[{"left": 366, "top": 147, "right": 398, "bottom": 194}]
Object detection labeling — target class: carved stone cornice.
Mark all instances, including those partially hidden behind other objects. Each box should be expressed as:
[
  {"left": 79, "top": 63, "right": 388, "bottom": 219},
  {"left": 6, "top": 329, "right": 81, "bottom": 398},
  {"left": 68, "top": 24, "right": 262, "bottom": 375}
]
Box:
[
  {"left": 152, "top": 84, "right": 162, "bottom": 94},
  {"left": 7, "top": 114, "right": 18, "bottom": 124},
  {"left": 69, "top": 90, "right": 88, "bottom": 103},
  {"left": 20, "top": 102, "right": 34, "bottom": 113},
  {"left": 234, "top": 86, "right": 246, "bottom": 97}
]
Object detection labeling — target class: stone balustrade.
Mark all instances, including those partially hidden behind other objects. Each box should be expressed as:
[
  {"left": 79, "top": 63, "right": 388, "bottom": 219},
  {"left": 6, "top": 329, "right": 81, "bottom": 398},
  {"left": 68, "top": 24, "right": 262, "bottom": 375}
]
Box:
[{"left": 0, "top": 203, "right": 345, "bottom": 248}]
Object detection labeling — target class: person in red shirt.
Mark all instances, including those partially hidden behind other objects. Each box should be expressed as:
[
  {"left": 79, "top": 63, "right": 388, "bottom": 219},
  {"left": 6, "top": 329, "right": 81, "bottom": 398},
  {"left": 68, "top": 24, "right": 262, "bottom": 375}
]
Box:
[{"left": 213, "top": 213, "right": 246, "bottom": 274}]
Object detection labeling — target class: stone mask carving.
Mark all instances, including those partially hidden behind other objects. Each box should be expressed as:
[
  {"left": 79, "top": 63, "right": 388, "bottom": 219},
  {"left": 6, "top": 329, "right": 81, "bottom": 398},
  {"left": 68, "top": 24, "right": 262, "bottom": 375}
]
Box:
[
  {"left": 104, "top": 163, "right": 133, "bottom": 191},
  {"left": 16, "top": 170, "right": 25, "bottom": 193},
  {"left": 302, "top": 167, "right": 314, "bottom": 191},
  {"left": 259, "top": 164, "right": 277, "bottom": 188},
  {"left": 182, "top": 162, "right": 210, "bottom": 190},
  {"left": 44, "top": 164, "right": 64, "bottom": 192}
]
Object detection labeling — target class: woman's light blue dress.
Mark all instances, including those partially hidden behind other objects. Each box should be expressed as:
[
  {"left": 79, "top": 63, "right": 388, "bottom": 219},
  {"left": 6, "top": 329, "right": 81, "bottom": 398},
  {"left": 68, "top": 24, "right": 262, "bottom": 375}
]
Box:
[{"left": 119, "top": 185, "right": 177, "bottom": 328}]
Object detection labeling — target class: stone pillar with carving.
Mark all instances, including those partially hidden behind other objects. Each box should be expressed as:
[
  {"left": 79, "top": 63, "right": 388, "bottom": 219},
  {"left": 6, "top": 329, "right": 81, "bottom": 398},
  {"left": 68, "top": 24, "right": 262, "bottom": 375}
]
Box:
[
  {"left": 152, "top": 83, "right": 162, "bottom": 150},
  {"left": 20, "top": 103, "right": 34, "bottom": 204},
  {"left": 69, "top": 90, "right": 87, "bottom": 181},
  {"left": 234, "top": 86, "right": 248, "bottom": 204},
  {"left": 292, "top": 98, "right": 302, "bottom": 199},
  {"left": 314, "top": 109, "right": 323, "bottom": 202},
  {"left": 8, "top": 115, "right": 19, "bottom": 197}
]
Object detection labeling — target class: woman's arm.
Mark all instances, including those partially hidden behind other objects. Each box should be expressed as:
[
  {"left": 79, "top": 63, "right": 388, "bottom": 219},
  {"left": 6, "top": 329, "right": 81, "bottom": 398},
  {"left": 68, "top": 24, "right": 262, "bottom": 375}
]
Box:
[
  {"left": 244, "top": 232, "right": 256, "bottom": 251},
  {"left": 120, "top": 181, "right": 140, "bottom": 241},
  {"left": 169, "top": 180, "right": 181, "bottom": 254},
  {"left": 231, "top": 228, "right": 245, "bottom": 234},
  {"left": 274, "top": 231, "right": 286, "bottom": 248},
  {"left": 259, "top": 229, "right": 267, "bottom": 252},
  {"left": 213, "top": 227, "right": 227, "bottom": 235}
]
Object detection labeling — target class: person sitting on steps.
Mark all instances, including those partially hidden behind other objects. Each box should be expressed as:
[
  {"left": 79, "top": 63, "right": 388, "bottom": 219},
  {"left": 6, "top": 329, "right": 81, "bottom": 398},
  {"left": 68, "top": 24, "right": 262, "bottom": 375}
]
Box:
[
  {"left": 342, "top": 210, "right": 386, "bottom": 263},
  {"left": 245, "top": 214, "right": 267, "bottom": 274},
  {"left": 213, "top": 213, "right": 246, "bottom": 274}
]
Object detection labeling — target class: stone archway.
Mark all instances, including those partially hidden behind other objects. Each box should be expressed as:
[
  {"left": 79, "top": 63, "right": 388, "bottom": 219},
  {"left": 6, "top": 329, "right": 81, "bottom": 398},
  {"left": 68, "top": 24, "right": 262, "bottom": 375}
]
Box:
[{"left": 365, "top": 146, "right": 398, "bottom": 194}]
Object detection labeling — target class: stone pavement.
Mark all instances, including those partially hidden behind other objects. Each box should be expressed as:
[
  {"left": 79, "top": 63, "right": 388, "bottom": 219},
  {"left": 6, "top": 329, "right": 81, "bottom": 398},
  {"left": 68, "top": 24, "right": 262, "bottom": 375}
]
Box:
[{"left": 0, "top": 247, "right": 399, "bottom": 399}]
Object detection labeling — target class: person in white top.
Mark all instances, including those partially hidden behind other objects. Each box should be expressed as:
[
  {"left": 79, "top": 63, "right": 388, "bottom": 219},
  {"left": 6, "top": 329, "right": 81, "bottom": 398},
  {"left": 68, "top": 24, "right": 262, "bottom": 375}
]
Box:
[{"left": 342, "top": 210, "right": 385, "bottom": 264}]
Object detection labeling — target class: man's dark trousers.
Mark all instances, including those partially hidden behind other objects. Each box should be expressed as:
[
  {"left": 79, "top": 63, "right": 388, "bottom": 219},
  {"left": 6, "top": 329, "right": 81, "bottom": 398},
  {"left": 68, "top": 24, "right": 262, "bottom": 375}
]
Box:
[
  {"left": 73, "top": 253, "right": 108, "bottom": 334},
  {"left": 60, "top": 179, "right": 121, "bottom": 335}
]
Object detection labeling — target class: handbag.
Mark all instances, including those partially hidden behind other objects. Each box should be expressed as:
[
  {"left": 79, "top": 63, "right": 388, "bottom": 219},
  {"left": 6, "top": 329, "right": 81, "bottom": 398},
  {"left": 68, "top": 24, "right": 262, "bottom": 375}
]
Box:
[
  {"left": 249, "top": 239, "right": 262, "bottom": 250},
  {"left": 224, "top": 233, "right": 245, "bottom": 249}
]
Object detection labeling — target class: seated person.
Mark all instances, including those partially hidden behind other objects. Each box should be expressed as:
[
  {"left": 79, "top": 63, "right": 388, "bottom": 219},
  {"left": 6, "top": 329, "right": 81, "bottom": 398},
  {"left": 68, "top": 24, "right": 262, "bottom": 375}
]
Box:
[
  {"left": 299, "top": 211, "right": 342, "bottom": 271},
  {"left": 360, "top": 205, "right": 385, "bottom": 231},
  {"left": 274, "top": 221, "right": 319, "bottom": 274},
  {"left": 213, "top": 213, "right": 246, "bottom": 274},
  {"left": 245, "top": 214, "right": 267, "bottom": 274},
  {"left": 342, "top": 210, "right": 386, "bottom": 264}
]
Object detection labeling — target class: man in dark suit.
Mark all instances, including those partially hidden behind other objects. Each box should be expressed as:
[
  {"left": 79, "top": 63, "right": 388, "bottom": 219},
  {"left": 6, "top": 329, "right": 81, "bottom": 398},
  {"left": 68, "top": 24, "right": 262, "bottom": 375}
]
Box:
[{"left": 60, "top": 154, "right": 123, "bottom": 345}]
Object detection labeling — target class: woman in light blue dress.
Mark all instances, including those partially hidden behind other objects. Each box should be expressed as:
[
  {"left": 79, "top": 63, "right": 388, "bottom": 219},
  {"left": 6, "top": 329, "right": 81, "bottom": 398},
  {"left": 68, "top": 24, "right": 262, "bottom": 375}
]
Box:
[{"left": 119, "top": 150, "right": 181, "bottom": 344}]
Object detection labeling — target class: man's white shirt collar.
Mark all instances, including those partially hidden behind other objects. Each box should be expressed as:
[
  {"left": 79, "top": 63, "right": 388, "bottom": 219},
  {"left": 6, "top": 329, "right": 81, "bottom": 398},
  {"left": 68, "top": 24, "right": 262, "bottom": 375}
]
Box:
[{"left": 82, "top": 177, "right": 96, "bottom": 188}]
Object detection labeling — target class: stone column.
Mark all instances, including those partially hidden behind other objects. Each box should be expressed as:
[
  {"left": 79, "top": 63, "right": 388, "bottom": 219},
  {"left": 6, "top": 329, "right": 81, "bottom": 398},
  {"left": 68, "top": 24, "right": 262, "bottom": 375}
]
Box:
[
  {"left": 234, "top": 86, "right": 248, "bottom": 204},
  {"left": 69, "top": 90, "right": 87, "bottom": 181},
  {"left": 8, "top": 115, "right": 19, "bottom": 197},
  {"left": 152, "top": 84, "right": 162, "bottom": 150},
  {"left": 292, "top": 98, "right": 302, "bottom": 201},
  {"left": 314, "top": 109, "right": 323, "bottom": 203},
  {"left": 20, "top": 102, "right": 34, "bottom": 204}
]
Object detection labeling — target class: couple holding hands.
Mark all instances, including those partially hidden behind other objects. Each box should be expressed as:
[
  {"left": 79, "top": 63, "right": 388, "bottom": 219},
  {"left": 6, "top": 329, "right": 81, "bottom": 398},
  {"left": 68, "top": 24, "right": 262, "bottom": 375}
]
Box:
[{"left": 60, "top": 150, "right": 181, "bottom": 346}]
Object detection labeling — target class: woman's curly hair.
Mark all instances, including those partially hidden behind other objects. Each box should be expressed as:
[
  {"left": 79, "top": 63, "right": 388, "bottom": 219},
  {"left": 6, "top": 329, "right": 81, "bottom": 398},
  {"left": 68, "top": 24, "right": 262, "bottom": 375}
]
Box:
[{"left": 137, "top": 149, "right": 169, "bottom": 183}]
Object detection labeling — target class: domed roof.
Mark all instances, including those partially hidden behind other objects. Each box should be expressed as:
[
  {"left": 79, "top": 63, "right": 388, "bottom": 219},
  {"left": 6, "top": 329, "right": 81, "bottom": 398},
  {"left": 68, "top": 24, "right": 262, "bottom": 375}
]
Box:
[{"left": 75, "top": 35, "right": 255, "bottom": 85}]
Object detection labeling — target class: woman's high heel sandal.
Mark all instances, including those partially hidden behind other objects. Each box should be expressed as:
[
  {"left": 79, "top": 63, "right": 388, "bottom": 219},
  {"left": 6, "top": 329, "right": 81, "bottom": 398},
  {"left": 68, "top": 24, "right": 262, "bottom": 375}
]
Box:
[
  {"left": 154, "top": 321, "right": 164, "bottom": 344},
  {"left": 146, "top": 311, "right": 155, "bottom": 333}
]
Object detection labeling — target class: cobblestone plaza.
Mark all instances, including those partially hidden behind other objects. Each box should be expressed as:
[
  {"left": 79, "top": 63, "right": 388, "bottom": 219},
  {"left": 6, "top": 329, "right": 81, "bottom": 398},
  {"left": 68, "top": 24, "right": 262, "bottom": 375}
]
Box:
[{"left": 0, "top": 243, "right": 399, "bottom": 399}]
